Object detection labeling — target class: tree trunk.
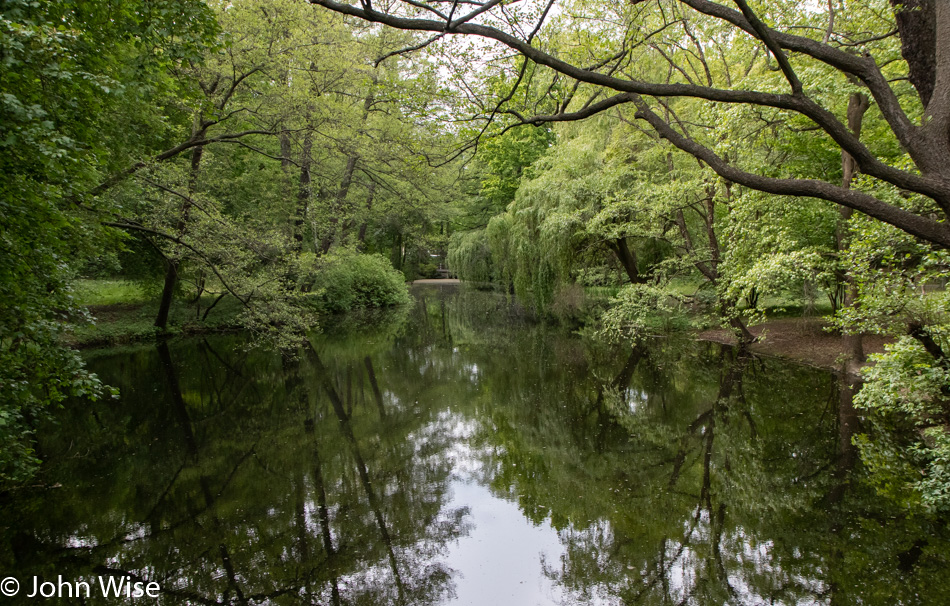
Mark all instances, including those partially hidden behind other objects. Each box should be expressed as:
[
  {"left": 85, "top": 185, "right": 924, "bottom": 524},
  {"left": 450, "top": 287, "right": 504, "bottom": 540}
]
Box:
[
  {"left": 392, "top": 232, "right": 403, "bottom": 269},
  {"left": 155, "top": 144, "right": 203, "bottom": 329},
  {"left": 322, "top": 77, "right": 377, "bottom": 253},
  {"left": 677, "top": 191, "right": 754, "bottom": 345},
  {"left": 321, "top": 154, "right": 358, "bottom": 253},
  {"left": 891, "top": 0, "right": 936, "bottom": 106},
  {"left": 154, "top": 261, "right": 179, "bottom": 330},
  {"left": 280, "top": 131, "right": 293, "bottom": 172},
  {"left": 607, "top": 237, "right": 644, "bottom": 284},
  {"left": 837, "top": 91, "right": 871, "bottom": 366},
  {"left": 295, "top": 129, "right": 313, "bottom": 251},
  {"left": 357, "top": 180, "right": 377, "bottom": 248}
]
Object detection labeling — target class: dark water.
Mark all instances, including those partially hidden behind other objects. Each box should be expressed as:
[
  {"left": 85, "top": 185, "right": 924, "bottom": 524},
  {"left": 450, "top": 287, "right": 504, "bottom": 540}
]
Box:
[{"left": 2, "top": 284, "right": 949, "bottom": 605}]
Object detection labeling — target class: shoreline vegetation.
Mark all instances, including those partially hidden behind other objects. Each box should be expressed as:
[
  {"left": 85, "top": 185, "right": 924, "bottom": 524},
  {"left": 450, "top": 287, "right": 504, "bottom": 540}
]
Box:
[
  {"left": 70, "top": 278, "right": 888, "bottom": 375},
  {"left": 67, "top": 256, "right": 412, "bottom": 348}
]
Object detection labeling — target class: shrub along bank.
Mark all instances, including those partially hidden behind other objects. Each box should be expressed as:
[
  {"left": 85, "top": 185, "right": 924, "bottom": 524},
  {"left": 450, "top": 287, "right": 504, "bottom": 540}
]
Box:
[{"left": 69, "top": 253, "right": 411, "bottom": 347}]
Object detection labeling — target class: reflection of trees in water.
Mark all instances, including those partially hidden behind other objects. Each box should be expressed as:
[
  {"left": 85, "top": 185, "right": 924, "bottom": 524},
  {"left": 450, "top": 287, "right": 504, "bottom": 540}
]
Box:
[
  {"left": 400, "top": 286, "right": 950, "bottom": 605},
  {"left": 2, "top": 332, "right": 468, "bottom": 605},
  {"left": 4, "top": 286, "right": 950, "bottom": 605},
  {"left": 453, "top": 323, "right": 950, "bottom": 606}
]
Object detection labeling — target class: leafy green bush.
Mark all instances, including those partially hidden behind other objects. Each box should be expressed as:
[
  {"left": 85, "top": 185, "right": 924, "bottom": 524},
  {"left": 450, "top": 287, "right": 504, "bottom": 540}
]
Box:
[
  {"left": 855, "top": 336, "right": 950, "bottom": 512},
  {"left": 307, "top": 251, "right": 410, "bottom": 313},
  {"left": 418, "top": 262, "right": 440, "bottom": 279},
  {"left": 598, "top": 283, "right": 694, "bottom": 342}
]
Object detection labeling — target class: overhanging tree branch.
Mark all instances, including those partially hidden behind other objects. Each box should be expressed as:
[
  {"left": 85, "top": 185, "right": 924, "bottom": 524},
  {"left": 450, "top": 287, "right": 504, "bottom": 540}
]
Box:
[
  {"left": 102, "top": 221, "right": 252, "bottom": 306},
  {"left": 677, "top": 0, "right": 918, "bottom": 151},
  {"left": 630, "top": 97, "right": 950, "bottom": 248},
  {"left": 88, "top": 130, "right": 277, "bottom": 199},
  {"left": 308, "top": 0, "right": 950, "bottom": 247}
]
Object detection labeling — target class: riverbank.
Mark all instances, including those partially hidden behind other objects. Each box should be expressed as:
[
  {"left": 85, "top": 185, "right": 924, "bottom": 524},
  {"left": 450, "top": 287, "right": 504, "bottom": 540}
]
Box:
[
  {"left": 70, "top": 280, "right": 891, "bottom": 373},
  {"left": 68, "top": 302, "right": 241, "bottom": 348},
  {"left": 66, "top": 273, "right": 415, "bottom": 348},
  {"left": 698, "top": 317, "right": 892, "bottom": 372}
]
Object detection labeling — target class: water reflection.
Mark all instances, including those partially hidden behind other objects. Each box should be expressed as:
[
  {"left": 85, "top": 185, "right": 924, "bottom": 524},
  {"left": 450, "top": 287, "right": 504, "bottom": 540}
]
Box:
[{"left": 1, "top": 284, "right": 949, "bottom": 605}]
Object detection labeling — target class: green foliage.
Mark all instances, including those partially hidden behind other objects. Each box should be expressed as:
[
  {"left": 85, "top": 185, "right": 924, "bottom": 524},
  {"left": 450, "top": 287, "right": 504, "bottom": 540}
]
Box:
[
  {"left": 856, "top": 337, "right": 950, "bottom": 512},
  {"left": 447, "top": 229, "right": 494, "bottom": 283},
  {"left": 305, "top": 251, "right": 410, "bottom": 313},
  {"left": 820, "top": 207, "right": 950, "bottom": 511},
  {"left": 599, "top": 283, "right": 693, "bottom": 342},
  {"left": 477, "top": 125, "right": 554, "bottom": 211},
  {"left": 832, "top": 214, "right": 949, "bottom": 336},
  {"left": 0, "top": 0, "right": 216, "bottom": 486},
  {"left": 479, "top": 120, "right": 621, "bottom": 312}
]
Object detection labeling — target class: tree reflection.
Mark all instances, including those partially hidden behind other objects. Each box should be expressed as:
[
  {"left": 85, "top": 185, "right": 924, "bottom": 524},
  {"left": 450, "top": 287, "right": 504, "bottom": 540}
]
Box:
[
  {"left": 467, "top": 331, "right": 950, "bottom": 605},
  {"left": 2, "top": 285, "right": 949, "bottom": 606},
  {"left": 1, "top": 322, "right": 467, "bottom": 604}
]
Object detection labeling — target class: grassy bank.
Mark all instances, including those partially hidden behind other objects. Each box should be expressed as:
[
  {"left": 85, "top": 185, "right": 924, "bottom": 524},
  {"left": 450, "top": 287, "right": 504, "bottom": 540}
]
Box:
[
  {"left": 68, "top": 258, "right": 412, "bottom": 348},
  {"left": 67, "top": 279, "right": 245, "bottom": 347}
]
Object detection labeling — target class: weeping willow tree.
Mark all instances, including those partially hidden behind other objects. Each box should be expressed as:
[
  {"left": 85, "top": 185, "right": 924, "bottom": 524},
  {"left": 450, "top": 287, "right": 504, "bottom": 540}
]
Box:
[
  {"left": 482, "top": 119, "right": 622, "bottom": 312},
  {"left": 473, "top": 117, "right": 694, "bottom": 319},
  {"left": 447, "top": 230, "right": 494, "bottom": 284},
  {"left": 448, "top": 123, "right": 555, "bottom": 287}
]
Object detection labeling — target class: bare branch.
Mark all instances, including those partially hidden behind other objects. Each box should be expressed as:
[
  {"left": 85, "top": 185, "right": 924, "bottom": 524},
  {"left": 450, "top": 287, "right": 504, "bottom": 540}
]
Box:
[{"left": 375, "top": 33, "right": 445, "bottom": 66}]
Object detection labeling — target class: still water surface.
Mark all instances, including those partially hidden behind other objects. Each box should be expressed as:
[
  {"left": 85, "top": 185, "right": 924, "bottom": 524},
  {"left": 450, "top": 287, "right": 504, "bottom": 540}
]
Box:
[{"left": 2, "top": 284, "right": 950, "bottom": 605}]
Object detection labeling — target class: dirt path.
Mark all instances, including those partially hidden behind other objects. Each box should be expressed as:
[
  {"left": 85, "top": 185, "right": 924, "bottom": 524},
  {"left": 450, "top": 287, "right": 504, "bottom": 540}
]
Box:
[
  {"left": 410, "top": 279, "right": 461, "bottom": 285},
  {"left": 698, "top": 317, "right": 893, "bottom": 372}
]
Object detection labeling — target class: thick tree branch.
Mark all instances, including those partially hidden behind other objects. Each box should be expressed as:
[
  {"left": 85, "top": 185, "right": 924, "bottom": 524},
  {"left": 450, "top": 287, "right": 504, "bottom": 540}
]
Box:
[
  {"left": 308, "top": 0, "right": 950, "bottom": 208},
  {"left": 732, "top": 0, "right": 802, "bottom": 94},
  {"left": 678, "top": 0, "right": 917, "bottom": 150},
  {"left": 630, "top": 98, "right": 950, "bottom": 248},
  {"left": 515, "top": 92, "right": 636, "bottom": 124}
]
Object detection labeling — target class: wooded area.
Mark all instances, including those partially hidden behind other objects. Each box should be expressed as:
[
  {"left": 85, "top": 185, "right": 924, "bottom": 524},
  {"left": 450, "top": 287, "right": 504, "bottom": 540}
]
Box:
[{"left": 1, "top": 0, "right": 949, "bottom": 514}]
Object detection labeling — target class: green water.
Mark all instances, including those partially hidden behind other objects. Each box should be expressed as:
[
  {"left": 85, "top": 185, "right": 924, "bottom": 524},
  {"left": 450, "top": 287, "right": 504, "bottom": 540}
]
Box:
[{"left": 2, "top": 284, "right": 949, "bottom": 605}]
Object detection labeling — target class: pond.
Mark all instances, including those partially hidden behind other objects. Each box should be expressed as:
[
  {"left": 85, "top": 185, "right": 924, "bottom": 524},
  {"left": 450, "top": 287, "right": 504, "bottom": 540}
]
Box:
[{"left": 2, "top": 284, "right": 949, "bottom": 605}]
